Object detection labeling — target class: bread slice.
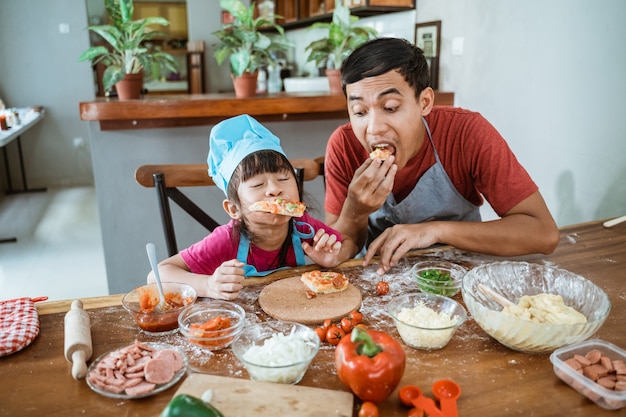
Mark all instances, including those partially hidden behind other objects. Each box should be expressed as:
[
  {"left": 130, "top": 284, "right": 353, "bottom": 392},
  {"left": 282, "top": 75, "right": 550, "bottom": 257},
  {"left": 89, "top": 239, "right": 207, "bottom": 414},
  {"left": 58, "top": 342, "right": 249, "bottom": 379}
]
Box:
[{"left": 301, "top": 270, "right": 349, "bottom": 294}]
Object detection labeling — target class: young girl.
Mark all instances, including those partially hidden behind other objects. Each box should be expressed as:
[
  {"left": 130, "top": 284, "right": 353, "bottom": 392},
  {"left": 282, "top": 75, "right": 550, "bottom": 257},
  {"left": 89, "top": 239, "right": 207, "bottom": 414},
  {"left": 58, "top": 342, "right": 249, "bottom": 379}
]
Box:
[{"left": 149, "top": 114, "right": 357, "bottom": 300}]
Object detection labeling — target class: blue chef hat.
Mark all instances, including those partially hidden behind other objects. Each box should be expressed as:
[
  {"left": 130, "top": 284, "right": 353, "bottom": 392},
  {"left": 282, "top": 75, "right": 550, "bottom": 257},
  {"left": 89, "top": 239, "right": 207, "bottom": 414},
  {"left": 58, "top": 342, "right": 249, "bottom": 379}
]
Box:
[{"left": 208, "top": 114, "right": 285, "bottom": 194}]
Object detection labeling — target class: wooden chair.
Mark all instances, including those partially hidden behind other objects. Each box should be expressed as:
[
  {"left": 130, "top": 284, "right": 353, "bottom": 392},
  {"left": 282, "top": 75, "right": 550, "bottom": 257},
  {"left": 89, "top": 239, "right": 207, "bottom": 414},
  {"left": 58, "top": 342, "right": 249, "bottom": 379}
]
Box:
[{"left": 135, "top": 158, "right": 324, "bottom": 256}]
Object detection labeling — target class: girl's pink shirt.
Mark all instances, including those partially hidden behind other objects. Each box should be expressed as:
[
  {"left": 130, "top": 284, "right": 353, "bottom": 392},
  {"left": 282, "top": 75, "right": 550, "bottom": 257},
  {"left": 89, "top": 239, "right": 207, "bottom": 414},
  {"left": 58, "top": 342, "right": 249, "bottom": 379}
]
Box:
[{"left": 180, "top": 213, "right": 341, "bottom": 275}]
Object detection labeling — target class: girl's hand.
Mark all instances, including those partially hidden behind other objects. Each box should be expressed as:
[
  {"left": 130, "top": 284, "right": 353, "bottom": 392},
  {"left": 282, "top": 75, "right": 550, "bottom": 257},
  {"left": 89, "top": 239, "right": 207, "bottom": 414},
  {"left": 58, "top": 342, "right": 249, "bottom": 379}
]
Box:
[
  {"left": 302, "top": 229, "right": 343, "bottom": 267},
  {"left": 207, "top": 259, "right": 245, "bottom": 300}
]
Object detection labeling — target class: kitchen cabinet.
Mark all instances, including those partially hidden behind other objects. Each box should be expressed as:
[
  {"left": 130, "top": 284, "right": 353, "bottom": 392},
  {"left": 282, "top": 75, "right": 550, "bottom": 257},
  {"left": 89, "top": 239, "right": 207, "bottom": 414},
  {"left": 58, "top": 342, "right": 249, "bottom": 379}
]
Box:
[
  {"left": 274, "top": 0, "right": 414, "bottom": 29},
  {"left": 134, "top": 2, "right": 188, "bottom": 39}
]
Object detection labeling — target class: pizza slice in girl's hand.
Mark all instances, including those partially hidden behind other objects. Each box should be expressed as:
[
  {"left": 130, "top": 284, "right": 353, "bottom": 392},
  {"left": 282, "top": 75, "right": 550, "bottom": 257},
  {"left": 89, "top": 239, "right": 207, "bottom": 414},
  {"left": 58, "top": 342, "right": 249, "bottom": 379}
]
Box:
[
  {"left": 248, "top": 197, "right": 306, "bottom": 217},
  {"left": 301, "top": 270, "right": 349, "bottom": 295}
]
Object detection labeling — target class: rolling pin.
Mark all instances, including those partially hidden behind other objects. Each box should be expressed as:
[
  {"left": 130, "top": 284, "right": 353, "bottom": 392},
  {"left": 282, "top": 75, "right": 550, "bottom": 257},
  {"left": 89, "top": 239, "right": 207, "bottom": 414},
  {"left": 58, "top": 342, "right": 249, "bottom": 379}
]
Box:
[{"left": 64, "top": 299, "right": 93, "bottom": 380}]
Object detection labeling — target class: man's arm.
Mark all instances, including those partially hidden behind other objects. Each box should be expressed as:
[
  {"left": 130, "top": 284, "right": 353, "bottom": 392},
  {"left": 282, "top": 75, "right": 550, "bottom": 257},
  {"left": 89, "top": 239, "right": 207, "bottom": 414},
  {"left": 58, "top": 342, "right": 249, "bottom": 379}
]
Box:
[{"left": 363, "top": 191, "right": 560, "bottom": 274}]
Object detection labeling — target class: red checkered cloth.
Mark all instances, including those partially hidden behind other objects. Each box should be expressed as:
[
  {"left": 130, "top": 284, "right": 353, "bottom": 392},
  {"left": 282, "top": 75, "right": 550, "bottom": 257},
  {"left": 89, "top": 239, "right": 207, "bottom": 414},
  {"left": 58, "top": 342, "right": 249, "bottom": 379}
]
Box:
[{"left": 0, "top": 296, "right": 47, "bottom": 357}]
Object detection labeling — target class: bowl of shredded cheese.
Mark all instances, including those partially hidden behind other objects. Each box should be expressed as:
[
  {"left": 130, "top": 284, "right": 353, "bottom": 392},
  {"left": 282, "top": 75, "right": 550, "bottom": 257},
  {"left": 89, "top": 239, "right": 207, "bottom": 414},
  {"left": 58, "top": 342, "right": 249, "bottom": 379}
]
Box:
[
  {"left": 462, "top": 261, "right": 611, "bottom": 354},
  {"left": 231, "top": 321, "right": 320, "bottom": 384},
  {"left": 387, "top": 292, "right": 467, "bottom": 350}
]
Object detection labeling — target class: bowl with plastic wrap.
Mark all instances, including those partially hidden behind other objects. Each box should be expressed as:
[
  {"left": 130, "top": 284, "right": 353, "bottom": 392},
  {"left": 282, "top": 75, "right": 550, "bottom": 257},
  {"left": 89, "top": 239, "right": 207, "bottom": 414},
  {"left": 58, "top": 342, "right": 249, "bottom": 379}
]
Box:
[{"left": 461, "top": 261, "right": 611, "bottom": 354}]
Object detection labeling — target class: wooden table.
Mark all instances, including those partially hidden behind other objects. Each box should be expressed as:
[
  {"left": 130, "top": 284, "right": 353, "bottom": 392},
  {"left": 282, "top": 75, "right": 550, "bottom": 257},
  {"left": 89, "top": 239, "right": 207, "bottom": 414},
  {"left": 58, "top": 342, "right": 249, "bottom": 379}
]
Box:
[{"left": 2, "top": 219, "right": 625, "bottom": 417}]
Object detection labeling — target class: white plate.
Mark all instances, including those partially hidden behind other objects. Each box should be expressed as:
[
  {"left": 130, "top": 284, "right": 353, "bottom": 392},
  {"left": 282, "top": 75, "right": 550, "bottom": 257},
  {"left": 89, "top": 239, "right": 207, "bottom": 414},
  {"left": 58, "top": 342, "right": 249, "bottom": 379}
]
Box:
[{"left": 86, "top": 342, "right": 187, "bottom": 399}]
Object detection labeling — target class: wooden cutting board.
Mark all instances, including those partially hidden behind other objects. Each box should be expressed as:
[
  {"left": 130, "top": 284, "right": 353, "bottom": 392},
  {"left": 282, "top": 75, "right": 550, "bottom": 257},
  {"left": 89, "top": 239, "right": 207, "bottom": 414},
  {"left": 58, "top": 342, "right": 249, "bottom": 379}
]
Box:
[
  {"left": 258, "top": 276, "right": 362, "bottom": 325},
  {"left": 173, "top": 373, "right": 353, "bottom": 416}
]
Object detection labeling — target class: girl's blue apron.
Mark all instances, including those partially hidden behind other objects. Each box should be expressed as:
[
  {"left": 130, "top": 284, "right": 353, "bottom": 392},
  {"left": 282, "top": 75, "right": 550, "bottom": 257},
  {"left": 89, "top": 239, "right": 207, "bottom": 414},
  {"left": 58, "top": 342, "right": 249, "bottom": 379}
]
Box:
[
  {"left": 367, "top": 117, "right": 481, "bottom": 245},
  {"left": 237, "top": 221, "right": 315, "bottom": 277}
]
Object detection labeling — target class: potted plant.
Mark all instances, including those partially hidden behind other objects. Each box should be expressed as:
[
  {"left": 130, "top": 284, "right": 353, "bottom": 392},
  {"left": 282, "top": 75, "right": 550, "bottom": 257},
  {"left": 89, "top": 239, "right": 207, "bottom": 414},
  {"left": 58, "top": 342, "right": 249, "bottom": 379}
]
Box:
[
  {"left": 213, "top": 0, "right": 293, "bottom": 97},
  {"left": 304, "top": 3, "right": 378, "bottom": 94},
  {"left": 78, "top": 0, "right": 179, "bottom": 100}
]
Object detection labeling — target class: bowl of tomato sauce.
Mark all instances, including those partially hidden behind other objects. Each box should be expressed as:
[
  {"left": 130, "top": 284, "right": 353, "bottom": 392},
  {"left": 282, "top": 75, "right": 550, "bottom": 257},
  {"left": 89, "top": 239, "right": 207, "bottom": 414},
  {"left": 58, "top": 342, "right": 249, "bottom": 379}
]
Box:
[{"left": 122, "top": 282, "right": 197, "bottom": 335}]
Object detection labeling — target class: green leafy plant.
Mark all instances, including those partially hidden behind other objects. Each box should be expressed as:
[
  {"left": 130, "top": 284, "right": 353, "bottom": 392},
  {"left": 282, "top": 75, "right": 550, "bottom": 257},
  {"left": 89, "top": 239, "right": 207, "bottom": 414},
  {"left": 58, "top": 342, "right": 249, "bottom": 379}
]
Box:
[
  {"left": 305, "top": 3, "right": 378, "bottom": 70},
  {"left": 213, "top": 0, "right": 293, "bottom": 77},
  {"left": 78, "top": 0, "right": 178, "bottom": 92}
]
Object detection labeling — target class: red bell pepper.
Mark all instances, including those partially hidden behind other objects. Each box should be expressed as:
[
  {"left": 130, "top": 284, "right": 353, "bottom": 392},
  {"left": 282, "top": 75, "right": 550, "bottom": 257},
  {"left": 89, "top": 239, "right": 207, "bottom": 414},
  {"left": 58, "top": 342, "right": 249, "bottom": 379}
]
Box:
[{"left": 335, "top": 326, "right": 406, "bottom": 403}]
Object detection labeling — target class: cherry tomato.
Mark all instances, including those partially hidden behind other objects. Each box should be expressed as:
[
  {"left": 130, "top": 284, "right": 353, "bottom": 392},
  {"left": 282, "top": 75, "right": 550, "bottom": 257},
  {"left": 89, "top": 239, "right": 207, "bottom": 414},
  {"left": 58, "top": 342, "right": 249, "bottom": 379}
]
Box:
[
  {"left": 407, "top": 407, "right": 425, "bottom": 417},
  {"left": 326, "top": 325, "right": 345, "bottom": 345},
  {"left": 340, "top": 317, "right": 353, "bottom": 333},
  {"left": 322, "top": 318, "right": 333, "bottom": 329},
  {"left": 358, "top": 401, "right": 379, "bottom": 417},
  {"left": 314, "top": 327, "right": 326, "bottom": 343},
  {"left": 376, "top": 281, "right": 390, "bottom": 295},
  {"left": 349, "top": 310, "right": 363, "bottom": 325}
]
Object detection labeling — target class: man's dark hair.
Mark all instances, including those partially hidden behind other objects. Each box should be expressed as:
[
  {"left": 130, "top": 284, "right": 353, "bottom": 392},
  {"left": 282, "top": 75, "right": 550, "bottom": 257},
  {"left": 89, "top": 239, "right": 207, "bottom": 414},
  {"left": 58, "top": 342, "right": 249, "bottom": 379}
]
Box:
[{"left": 341, "top": 37, "right": 430, "bottom": 100}]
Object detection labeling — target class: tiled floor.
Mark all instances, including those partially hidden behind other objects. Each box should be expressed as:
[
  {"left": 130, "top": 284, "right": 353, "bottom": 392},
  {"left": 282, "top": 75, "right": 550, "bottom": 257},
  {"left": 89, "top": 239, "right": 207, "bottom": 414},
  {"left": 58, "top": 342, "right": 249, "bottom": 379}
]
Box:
[{"left": 0, "top": 187, "right": 109, "bottom": 302}]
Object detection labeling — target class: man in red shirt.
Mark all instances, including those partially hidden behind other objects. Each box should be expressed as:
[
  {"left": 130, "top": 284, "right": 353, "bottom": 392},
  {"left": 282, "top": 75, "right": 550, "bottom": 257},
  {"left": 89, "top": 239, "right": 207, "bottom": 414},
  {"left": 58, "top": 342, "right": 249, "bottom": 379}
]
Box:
[{"left": 324, "top": 37, "right": 559, "bottom": 274}]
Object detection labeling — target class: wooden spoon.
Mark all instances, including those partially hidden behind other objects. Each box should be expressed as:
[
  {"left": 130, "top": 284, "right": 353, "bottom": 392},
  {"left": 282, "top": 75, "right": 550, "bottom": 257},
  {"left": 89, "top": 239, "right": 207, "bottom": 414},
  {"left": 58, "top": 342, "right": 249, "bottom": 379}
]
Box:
[{"left": 478, "top": 284, "right": 516, "bottom": 308}]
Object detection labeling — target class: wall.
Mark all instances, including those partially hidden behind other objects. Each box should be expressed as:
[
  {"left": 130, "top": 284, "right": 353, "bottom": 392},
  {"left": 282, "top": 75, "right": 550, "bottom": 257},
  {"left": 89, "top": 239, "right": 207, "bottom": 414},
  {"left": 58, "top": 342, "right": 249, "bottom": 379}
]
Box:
[{"left": 0, "top": 0, "right": 95, "bottom": 192}]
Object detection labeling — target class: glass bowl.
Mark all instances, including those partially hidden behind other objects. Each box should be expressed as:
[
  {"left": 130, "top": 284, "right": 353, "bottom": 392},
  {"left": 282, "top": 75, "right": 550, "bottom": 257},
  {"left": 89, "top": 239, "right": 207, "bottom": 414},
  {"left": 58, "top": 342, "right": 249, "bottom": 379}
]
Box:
[
  {"left": 122, "top": 282, "right": 197, "bottom": 335},
  {"left": 410, "top": 260, "right": 467, "bottom": 296},
  {"left": 231, "top": 321, "right": 320, "bottom": 384},
  {"left": 462, "top": 261, "right": 611, "bottom": 353},
  {"left": 386, "top": 292, "right": 467, "bottom": 350},
  {"left": 178, "top": 300, "right": 246, "bottom": 351}
]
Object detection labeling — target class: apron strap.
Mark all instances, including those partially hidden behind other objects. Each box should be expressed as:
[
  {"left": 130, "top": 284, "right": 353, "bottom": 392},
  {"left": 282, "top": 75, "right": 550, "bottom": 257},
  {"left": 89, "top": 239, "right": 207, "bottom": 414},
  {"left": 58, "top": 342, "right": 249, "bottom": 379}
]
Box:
[{"left": 237, "top": 221, "right": 314, "bottom": 277}]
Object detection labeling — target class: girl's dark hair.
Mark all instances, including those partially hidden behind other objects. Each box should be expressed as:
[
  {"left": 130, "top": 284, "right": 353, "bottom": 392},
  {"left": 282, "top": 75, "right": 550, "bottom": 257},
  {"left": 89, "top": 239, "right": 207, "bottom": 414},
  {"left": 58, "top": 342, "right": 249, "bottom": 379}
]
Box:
[
  {"left": 227, "top": 150, "right": 300, "bottom": 268},
  {"left": 341, "top": 37, "right": 430, "bottom": 100}
]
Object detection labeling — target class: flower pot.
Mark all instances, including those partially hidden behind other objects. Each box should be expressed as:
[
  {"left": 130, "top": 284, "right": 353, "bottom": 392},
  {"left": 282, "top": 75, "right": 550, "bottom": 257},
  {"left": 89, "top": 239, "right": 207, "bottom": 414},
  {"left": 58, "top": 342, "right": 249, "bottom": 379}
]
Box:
[
  {"left": 325, "top": 69, "right": 342, "bottom": 95},
  {"left": 231, "top": 71, "right": 258, "bottom": 98},
  {"left": 115, "top": 73, "right": 143, "bottom": 100}
]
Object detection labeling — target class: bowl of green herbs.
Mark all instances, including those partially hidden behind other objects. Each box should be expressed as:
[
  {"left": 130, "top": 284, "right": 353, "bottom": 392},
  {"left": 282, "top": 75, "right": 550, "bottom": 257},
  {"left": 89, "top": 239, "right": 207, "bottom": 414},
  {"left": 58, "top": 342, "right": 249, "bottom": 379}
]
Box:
[{"left": 411, "top": 261, "right": 467, "bottom": 296}]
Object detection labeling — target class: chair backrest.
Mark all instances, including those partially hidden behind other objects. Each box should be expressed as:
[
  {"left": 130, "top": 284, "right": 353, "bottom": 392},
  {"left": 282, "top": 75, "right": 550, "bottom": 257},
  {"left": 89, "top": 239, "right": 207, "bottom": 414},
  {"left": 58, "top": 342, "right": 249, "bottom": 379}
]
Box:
[{"left": 135, "top": 158, "right": 324, "bottom": 257}]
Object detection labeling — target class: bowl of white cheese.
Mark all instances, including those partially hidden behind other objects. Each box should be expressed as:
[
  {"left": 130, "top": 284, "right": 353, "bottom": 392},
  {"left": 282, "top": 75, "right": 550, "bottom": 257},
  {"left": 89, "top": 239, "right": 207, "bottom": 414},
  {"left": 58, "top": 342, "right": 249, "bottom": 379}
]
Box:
[
  {"left": 387, "top": 292, "right": 467, "bottom": 350},
  {"left": 231, "top": 321, "right": 320, "bottom": 384}
]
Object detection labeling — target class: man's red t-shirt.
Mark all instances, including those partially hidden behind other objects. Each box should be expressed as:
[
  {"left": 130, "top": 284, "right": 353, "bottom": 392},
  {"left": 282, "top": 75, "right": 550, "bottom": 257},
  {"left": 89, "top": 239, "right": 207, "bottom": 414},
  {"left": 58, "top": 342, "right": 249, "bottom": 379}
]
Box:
[{"left": 324, "top": 106, "right": 538, "bottom": 217}]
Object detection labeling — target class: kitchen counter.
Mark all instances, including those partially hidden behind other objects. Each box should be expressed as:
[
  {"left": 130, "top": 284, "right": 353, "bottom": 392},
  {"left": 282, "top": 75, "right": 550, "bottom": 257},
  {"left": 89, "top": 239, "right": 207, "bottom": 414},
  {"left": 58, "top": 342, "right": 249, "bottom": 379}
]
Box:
[
  {"left": 79, "top": 91, "right": 455, "bottom": 130},
  {"left": 3, "top": 219, "right": 625, "bottom": 416}
]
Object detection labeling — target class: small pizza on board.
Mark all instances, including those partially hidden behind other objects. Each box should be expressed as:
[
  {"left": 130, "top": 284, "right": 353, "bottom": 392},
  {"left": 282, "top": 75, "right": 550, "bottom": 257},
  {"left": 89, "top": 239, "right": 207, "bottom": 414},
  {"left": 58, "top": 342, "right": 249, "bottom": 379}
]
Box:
[
  {"left": 301, "top": 270, "right": 349, "bottom": 298},
  {"left": 370, "top": 145, "right": 392, "bottom": 160},
  {"left": 248, "top": 198, "right": 306, "bottom": 217}
]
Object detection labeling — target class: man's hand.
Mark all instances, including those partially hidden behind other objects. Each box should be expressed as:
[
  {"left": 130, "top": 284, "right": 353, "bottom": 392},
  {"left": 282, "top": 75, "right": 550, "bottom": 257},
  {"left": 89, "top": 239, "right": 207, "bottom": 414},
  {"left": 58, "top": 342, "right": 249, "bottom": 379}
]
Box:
[
  {"left": 362, "top": 223, "right": 439, "bottom": 274},
  {"left": 347, "top": 156, "right": 397, "bottom": 216},
  {"left": 329, "top": 157, "right": 397, "bottom": 251}
]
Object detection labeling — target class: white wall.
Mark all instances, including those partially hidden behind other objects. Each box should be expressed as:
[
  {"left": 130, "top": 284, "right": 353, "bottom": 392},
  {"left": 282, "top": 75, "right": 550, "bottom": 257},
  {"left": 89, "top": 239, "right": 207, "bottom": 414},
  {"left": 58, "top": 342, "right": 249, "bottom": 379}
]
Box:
[{"left": 287, "top": 0, "right": 626, "bottom": 226}]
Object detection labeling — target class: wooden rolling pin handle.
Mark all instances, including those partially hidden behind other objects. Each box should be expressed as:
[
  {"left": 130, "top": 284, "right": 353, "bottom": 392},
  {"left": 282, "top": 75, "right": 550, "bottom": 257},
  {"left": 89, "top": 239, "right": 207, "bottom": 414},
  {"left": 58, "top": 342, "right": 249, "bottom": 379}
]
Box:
[
  {"left": 64, "top": 300, "right": 93, "bottom": 380},
  {"left": 71, "top": 350, "right": 88, "bottom": 380}
]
